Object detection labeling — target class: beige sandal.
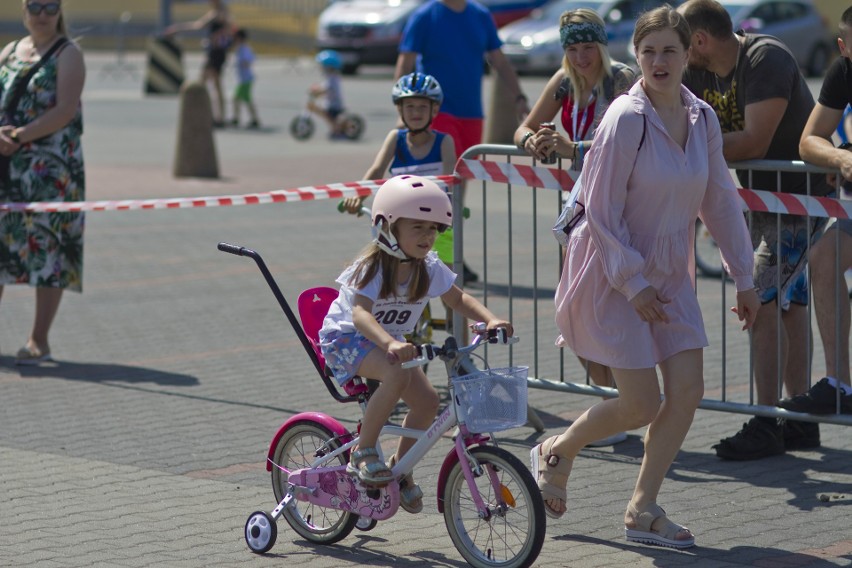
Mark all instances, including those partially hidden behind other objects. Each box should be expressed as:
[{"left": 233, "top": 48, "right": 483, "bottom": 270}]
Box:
[
  {"left": 389, "top": 454, "right": 423, "bottom": 514},
  {"left": 529, "top": 436, "right": 571, "bottom": 519},
  {"left": 346, "top": 448, "right": 393, "bottom": 487},
  {"left": 624, "top": 502, "right": 695, "bottom": 549}
]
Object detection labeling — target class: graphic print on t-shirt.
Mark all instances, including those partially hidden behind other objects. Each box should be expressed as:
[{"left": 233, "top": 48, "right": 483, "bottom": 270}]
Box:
[{"left": 699, "top": 79, "right": 744, "bottom": 134}]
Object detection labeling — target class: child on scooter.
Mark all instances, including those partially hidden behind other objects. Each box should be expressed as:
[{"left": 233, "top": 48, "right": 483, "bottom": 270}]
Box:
[
  {"left": 319, "top": 175, "right": 513, "bottom": 514},
  {"left": 309, "top": 50, "right": 347, "bottom": 139}
]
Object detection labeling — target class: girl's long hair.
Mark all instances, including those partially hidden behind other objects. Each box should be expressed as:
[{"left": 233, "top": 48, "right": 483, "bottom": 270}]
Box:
[{"left": 348, "top": 223, "right": 430, "bottom": 302}]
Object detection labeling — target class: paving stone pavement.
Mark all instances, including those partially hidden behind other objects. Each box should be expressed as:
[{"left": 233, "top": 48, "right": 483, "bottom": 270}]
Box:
[{"left": 1, "top": 53, "right": 851, "bottom": 568}]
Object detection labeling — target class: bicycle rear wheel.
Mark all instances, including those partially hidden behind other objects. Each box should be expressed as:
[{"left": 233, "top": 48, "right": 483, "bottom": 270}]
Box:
[
  {"left": 443, "top": 446, "right": 545, "bottom": 568},
  {"left": 271, "top": 421, "right": 358, "bottom": 544}
]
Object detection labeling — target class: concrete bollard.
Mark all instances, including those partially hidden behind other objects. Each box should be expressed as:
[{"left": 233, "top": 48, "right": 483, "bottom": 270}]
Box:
[
  {"left": 173, "top": 81, "right": 219, "bottom": 178},
  {"left": 484, "top": 76, "right": 521, "bottom": 145}
]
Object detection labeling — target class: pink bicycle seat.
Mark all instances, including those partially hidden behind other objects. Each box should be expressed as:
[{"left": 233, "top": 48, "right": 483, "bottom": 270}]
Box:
[{"left": 297, "top": 286, "right": 369, "bottom": 397}]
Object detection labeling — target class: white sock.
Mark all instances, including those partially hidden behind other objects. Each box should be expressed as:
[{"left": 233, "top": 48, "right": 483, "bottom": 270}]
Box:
[{"left": 824, "top": 376, "right": 852, "bottom": 395}]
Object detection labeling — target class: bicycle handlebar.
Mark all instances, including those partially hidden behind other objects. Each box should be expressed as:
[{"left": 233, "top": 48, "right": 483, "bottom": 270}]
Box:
[{"left": 400, "top": 327, "right": 518, "bottom": 369}]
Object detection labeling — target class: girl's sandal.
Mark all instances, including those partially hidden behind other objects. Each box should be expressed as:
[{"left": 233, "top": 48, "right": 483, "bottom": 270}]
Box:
[
  {"left": 624, "top": 502, "right": 695, "bottom": 549},
  {"left": 346, "top": 447, "right": 393, "bottom": 487},
  {"left": 529, "top": 435, "right": 572, "bottom": 519},
  {"left": 389, "top": 454, "right": 423, "bottom": 514}
]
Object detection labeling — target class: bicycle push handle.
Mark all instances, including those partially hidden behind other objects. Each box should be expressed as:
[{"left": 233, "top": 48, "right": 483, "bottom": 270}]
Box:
[
  {"left": 400, "top": 325, "right": 518, "bottom": 369},
  {"left": 217, "top": 242, "right": 256, "bottom": 258}
]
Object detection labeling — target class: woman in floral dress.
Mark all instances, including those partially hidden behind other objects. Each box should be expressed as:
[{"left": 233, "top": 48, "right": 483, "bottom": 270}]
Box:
[{"left": 0, "top": 0, "right": 85, "bottom": 364}]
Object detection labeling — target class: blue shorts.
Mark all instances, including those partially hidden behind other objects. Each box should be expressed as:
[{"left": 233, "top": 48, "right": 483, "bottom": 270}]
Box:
[
  {"left": 750, "top": 211, "right": 827, "bottom": 308},
  {"left": 319, "top": 330, "right": 376, "bottom": 386}
]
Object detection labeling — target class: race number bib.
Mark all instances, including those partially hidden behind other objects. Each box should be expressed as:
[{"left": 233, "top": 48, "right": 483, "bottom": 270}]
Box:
[{"left": 372, "top": 297, "right": 428, "bottom": 337}]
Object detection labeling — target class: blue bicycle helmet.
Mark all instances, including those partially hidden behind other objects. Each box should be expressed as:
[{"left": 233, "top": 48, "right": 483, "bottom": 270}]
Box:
[
  {"left": 315, "top": 50, "right": 342, "bottom": 70},
  {"left": 391, "top": 73, "right": 444, "bottom": 106}
]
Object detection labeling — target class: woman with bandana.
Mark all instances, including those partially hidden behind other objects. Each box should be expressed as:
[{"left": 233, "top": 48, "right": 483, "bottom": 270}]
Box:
[{"left": 514, "top": 8, "right": 636, "bottom": 447}]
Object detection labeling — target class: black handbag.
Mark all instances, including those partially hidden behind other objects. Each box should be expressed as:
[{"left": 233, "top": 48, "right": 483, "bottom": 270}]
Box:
[{"left": 0, "top": 37, "right": 68, "bottom": 184}]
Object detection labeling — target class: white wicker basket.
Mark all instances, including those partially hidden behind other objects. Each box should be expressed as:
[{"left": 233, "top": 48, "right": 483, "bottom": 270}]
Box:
[{"left": 452, "top": 366, "right": 529, "bottom": 433}]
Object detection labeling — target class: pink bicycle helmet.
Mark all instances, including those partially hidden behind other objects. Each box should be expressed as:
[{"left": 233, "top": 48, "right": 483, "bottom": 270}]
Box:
[{"left": 371, "top": 175, "right": 452, "bottom": 259}]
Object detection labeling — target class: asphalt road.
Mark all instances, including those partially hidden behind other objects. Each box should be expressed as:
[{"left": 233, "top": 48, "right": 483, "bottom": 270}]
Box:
[{"left": 0, "top": 51, "right": 847, "bottom": 568}]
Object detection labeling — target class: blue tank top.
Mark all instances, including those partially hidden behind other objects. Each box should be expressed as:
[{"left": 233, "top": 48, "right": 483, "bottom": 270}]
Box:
[{"left": 388, "top": 130, "right": 445, "bottom": 176}]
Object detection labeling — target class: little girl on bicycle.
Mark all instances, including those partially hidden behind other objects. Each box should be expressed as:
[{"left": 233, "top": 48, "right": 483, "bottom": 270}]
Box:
[{"left": 319, "top": 174, "right": 513, "bottom": 514}]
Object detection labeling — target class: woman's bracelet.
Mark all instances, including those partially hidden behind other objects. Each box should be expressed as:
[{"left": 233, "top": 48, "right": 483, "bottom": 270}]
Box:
[{"left": 518, "top": 130, "right": 533, "bottom": 150}]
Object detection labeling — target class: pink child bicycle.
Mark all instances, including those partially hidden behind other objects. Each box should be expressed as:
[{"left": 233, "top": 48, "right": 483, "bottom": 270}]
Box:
[{"left": 218, "top": 242, "right": 545, "bottom": 568}]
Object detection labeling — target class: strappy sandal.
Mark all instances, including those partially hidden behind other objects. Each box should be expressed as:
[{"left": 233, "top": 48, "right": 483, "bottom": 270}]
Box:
[
  {"left": 346, "top": 447, "right": 393, "bottom": 487},
  {"left": 624, "top": 502, "right": 695, "bottom": 549},
  {"left": 529, "top": 435, "right": 571, "bottom": 519},
  {"left": 389, "top": 454, "right": 423, "bottom": 514},
  {"left": 15, "top": 344, "right": 52, "bottom": 366}
]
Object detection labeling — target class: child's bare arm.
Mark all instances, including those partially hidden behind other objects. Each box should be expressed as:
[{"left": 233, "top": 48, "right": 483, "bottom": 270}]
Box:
[
  {"left": 341, "top": 131, "right": 399, "bottom": 215},
  {"left": 441, "top": 285, "right": 514, "bottom": 336},
  {"left": 363, "top": 130, "right": 398, "bottom": 181}
]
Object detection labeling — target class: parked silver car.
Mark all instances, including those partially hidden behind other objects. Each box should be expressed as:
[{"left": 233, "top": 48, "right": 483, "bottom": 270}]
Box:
[
  {"left": 499, "top": 0, "right": 671, "bottom": 75},
  {"left": 723, "top": 0, "right": 833, "bottom": 77}
]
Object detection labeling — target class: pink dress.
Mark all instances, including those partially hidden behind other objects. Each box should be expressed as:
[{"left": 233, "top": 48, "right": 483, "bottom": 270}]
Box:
[{"left": 555, "top": 82, "right": 755, "bottom": 369}]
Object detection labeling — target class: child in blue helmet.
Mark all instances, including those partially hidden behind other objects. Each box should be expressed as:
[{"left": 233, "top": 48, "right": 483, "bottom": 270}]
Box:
[
  {"left": 309, "top": 50, "right": 347, "bottom": 139},
  {"left": 344, "top": 73, "right": 456, "bottom": 264}
]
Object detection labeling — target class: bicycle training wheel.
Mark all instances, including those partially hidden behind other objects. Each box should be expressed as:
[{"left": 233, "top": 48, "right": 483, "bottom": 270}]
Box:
[
  {"left": 271, "top": 421, "right": 358, "bottom": 544},
  {"left": 694, "top": 219, "right": 724, "bottom": 278},
  {"left": 443, "top": 446, "right": 545, "bottom": 568},
  {"left": 290, "top": 115, "right": 314, "bottom": 140}
]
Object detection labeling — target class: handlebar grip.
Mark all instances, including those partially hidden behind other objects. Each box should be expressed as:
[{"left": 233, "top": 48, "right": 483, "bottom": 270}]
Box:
[
  {"left": 400, "top": 343, "right": 437, "bottom": 368},
  {"left": 217, "top": 242, "right": 246, "bottom": 256}
]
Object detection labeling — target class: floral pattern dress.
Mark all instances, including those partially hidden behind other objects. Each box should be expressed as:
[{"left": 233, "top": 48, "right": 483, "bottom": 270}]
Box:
[{"left": 0, "top": 43, "right": 85, "bottom": 292}]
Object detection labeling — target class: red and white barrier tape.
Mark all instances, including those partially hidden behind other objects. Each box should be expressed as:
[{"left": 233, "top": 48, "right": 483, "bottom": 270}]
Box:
[
  {"left": 2, "top": 158, "right": 850, "bottom": 219},
  {"left": 455, "top": 158, "right": 852, "bottom": 220},
  {"left": 0, "top": 175, "right": 459, "bottom": 213},
  {"left": 455, "top": 158, "right": 576, "bottom": 192}
]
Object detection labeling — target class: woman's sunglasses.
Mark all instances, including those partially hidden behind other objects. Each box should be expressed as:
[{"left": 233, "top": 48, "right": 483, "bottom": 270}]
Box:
[{"left": 26, "top": 2, "right": 61, "bottom": 16}]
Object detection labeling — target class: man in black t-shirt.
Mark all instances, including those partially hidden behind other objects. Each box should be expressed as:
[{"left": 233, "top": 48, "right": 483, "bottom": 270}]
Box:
[
  {"left": 779, "top": 6, "right": 852, "bottom": 417},
  {"left": 678, "top": 0, "right": 828, "bottom": 461}
]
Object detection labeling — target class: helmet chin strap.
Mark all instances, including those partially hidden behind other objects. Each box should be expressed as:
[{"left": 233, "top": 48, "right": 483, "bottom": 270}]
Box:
[{"left": 375, "top": 225, "right": 413, "bottom": 261}]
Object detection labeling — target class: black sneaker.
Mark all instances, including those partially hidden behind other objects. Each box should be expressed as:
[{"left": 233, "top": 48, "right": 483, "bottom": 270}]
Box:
[
  {"left": 781, "top": 418, "right": 821, "bottom": 450},
  {"left": 712, "top": 417, "right": 785, "bottom": 460},
  {"left": 778, "top": 378, "right": 852, "bottom": 414}
]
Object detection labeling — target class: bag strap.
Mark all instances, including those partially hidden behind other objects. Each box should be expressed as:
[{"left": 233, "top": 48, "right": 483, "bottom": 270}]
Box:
[{"left": 2, "top": 37, "right": 68, "bottom": 120}]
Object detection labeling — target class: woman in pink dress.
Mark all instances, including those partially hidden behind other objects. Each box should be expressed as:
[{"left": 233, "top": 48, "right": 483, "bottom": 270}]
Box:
[{"left": 530, "top": 7, "right": 760, "bottom": 548}]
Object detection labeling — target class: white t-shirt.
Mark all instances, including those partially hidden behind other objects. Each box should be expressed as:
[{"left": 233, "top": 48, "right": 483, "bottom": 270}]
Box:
[{"left": 320, "top": 251, "right": 457, "bottom": 339}]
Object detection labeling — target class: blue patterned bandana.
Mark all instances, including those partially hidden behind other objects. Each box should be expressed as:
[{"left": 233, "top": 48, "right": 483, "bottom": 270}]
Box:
[{"left": 560, "top": 21, "right": 608, "bottom": 48}]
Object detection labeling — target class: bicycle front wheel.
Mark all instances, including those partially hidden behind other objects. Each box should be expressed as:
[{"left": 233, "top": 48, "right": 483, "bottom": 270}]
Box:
[
  {"left": 443, "top": 446, "right": 545, "bottom": 568},
  {"left": 271, "top": 421, "right": 358, "bottom": 544}
]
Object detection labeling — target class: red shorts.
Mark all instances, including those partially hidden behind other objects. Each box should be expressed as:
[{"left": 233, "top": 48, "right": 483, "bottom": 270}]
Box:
[{"left": 432, "top": 113, "right": 483, "bottom": 158}]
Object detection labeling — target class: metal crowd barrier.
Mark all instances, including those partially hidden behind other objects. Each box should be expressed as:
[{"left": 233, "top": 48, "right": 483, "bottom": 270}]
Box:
[{"left": 450, "top": 144, "right": 852, "bottom": 427}]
